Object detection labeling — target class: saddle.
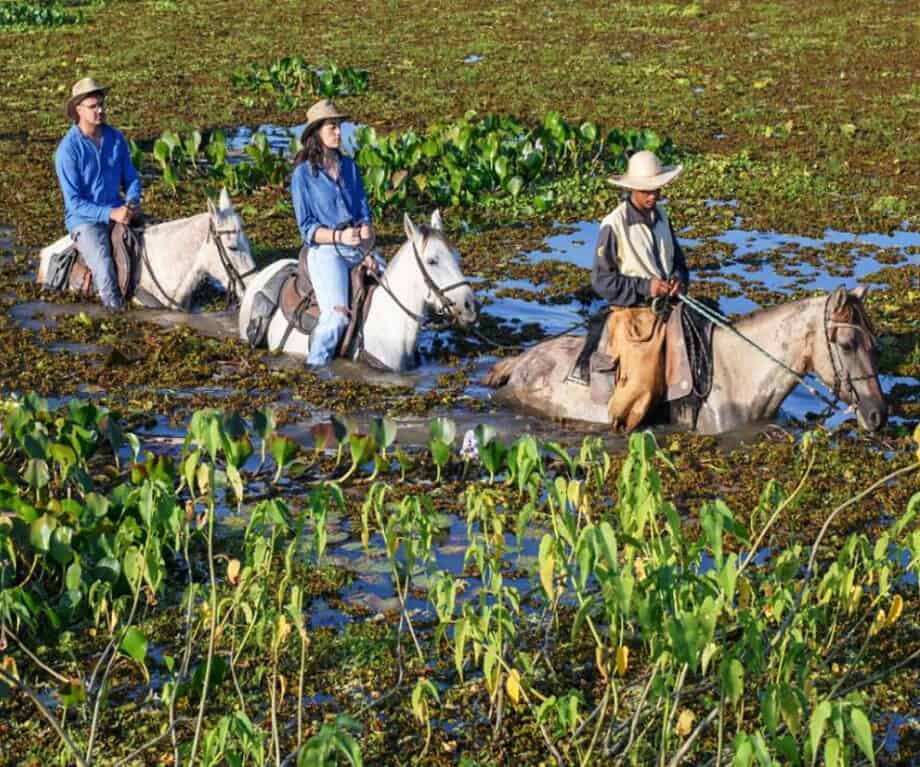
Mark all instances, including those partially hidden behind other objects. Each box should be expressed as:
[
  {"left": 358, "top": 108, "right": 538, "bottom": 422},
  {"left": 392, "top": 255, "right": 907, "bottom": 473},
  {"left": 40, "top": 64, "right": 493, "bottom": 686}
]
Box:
[
  {"left": 245, "top": 248, "right": 378, "bottom": 360},
  {"left": 45, "top": 223, "right": 144, "bottom": 302}
]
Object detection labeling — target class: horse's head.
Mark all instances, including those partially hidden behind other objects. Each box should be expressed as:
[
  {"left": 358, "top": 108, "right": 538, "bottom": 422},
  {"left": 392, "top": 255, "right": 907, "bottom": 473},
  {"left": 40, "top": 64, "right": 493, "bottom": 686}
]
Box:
[
  {"left": 816, "top": 285, "right": 887, "bottom": 431},
  {"left": 205, "top": 188, "right": 257, "bottom": 301},
  {"left": 403, "top": 211, "right": 479, "bottom": 328}
]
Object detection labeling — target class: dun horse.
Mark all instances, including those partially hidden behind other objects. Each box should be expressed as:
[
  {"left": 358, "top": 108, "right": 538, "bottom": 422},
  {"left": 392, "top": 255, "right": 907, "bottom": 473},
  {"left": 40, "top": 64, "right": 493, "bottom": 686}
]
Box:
[{"left": 484, "top": 286, "right": 887, "bottom": 434}]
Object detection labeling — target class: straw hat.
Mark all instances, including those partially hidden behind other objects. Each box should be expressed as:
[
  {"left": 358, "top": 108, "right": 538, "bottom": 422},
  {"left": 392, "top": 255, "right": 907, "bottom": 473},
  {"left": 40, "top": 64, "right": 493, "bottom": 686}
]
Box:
[
  {"left": 65, "top": 77, "right": 109, "bottom": 121},
  {"left": 303, "top": 99, "right": 349, "bottom": 136},
  {"left": 609, "top": 150, "right": 683, "bottom": 191}
]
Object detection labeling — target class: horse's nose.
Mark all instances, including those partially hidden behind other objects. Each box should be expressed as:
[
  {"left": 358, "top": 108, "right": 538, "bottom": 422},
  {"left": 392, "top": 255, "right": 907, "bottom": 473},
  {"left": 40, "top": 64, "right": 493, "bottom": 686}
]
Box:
[
  {"left": 861, "top": 404, "right": 887, "bottom": 431},
  {"left": 465, "top": 297, "right": 479, "bottom": 318}
]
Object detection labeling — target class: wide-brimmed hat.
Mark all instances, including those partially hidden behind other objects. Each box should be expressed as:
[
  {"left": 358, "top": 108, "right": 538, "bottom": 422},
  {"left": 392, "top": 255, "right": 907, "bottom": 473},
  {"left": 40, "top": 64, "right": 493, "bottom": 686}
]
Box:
[
  {"left": 609, "top": 150, "right": 683, "bottom": 191},
  {"left": 65, "top": 77, "right": 109, "bottom": 121},
  {"left": 302, "top": 99, "right": 349, "bottom": 137}
]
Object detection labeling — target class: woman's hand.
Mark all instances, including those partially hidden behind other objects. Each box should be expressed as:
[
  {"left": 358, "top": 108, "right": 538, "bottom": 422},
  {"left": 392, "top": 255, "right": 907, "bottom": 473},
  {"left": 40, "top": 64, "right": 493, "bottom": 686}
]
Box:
[{"left": 338, "top": 227, "right": 361, "bottom": 247}]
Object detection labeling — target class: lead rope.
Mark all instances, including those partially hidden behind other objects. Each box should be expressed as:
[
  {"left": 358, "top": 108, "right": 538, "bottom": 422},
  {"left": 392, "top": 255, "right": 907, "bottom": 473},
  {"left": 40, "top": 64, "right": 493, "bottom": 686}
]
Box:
[{"left": 677, "top": 293, "right": 848, "bottom": 414}]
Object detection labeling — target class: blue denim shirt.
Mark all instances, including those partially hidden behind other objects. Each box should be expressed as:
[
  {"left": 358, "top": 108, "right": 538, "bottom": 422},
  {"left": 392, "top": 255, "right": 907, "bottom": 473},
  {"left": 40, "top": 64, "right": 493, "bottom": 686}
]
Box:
[
  {"left": 291, "top": 156, "right": 372, "bottom": 246},
  {"left": 55, "top": 124, "right": 142, "bottom": 232}
]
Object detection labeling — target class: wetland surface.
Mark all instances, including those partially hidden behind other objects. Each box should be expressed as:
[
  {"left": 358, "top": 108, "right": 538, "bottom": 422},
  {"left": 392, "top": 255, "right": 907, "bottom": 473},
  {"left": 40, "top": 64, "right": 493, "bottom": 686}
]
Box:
[{"left": 0, "top": 1, "right": 918, "bottom": 765}]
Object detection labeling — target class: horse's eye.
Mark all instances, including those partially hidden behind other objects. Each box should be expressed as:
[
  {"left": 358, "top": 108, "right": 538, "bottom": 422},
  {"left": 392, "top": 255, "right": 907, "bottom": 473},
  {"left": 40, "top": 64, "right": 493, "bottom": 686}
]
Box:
[{"left": 427, "top": 258, "right": 438, "bottom": 266}]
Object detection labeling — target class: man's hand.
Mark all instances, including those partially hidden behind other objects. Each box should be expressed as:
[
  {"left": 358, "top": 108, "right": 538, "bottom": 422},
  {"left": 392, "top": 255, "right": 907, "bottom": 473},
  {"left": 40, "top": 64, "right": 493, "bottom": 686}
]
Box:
[
  {"left": 110, "top": 205, "right": 133, "bottom": 225},
  {"left": 650, "top": 279, "right": 683, "bottom": 298}
]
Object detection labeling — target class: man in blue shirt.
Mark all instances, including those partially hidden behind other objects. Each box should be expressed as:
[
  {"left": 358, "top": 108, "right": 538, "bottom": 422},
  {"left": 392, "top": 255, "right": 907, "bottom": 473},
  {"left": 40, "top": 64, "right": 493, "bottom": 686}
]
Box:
[{"left": 55, "top": 78, "right": 142, "bottom": 310}]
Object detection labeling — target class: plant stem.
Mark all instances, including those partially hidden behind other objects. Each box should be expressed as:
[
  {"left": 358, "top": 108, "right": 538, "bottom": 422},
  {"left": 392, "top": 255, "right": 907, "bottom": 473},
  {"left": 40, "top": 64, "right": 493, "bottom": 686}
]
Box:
[
  {"left": 189, "top": 498, "right": 219, "bottom": 767},
  {"left": 0, "top": 666, "right": 89, "bottom": 767}
]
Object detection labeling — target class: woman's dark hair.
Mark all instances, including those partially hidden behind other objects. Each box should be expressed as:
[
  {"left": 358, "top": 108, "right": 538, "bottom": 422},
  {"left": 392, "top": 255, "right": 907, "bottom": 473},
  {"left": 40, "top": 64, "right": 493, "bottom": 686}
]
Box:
[{"left": 293, "top": 121, "right": 339, "bottom": 172}]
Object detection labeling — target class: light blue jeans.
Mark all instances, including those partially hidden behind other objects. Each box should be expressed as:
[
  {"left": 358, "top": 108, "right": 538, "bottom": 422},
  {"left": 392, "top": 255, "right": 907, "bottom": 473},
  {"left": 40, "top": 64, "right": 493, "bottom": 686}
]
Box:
[
  {"left": 306, "top": 244, "right": 364, "bottom": 365},
  {"left": 71, "top": 222, "right": 123, "bottom": 309}
]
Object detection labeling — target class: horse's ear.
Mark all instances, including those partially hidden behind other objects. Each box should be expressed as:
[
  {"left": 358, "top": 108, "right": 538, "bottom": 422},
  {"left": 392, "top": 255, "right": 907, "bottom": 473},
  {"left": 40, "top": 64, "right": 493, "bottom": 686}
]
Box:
[
  {"left": 850, "top": 285, "right": 868, "bottom": 301},
  {"left": 218, "top": 187, "right": 233, "bottom": 211},
  {"left": 430, "top": 209, "right": 444, "bottom": 231},
  {"left": 403, "top": 213, "right": 421, "bottom": 245},
  {"left": 829, "top": 285, "right": 848, "bottom": 311},
  {"left": 206, "top": 198, "right": 218, "bottom": 218}
]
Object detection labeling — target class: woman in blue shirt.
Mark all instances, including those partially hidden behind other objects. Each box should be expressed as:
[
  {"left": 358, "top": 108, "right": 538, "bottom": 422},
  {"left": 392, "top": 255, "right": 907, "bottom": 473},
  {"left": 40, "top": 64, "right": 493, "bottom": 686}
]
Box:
[{"left": 291, "top": 99, "right": 375, "bottom": 365}]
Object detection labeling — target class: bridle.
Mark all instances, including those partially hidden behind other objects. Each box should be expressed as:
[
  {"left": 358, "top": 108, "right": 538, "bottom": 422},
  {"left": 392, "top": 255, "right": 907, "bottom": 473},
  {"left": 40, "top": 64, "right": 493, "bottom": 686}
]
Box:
[
  {"left": 208, "top": 217, "right": 259, "bottom": 306},
  {"left": 678, "top": 292, "right": 878, "bottom": 415},
  {"left": 368, "top": 233, "right": 473, "bottom": 329},
  {"left": 823, "top": 295, "right": 879, "bottom": 408}
]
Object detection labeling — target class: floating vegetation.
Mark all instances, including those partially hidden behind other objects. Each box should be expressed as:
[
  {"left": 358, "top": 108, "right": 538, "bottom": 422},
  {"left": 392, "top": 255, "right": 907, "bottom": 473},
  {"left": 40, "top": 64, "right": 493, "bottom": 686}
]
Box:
[
  {"left": 0, "top": 398, "right": 918, "bottom": 764},
  {"left": 231, "top": 56, "right": 370, "bottom": 110},
  {"left": 0, "top": 0, "right": 84, "bottom": 28}
]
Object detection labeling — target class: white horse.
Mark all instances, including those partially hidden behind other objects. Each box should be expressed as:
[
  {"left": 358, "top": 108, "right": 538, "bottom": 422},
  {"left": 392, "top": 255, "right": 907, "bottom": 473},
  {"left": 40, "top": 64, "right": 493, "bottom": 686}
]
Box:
[
  {"left": 484, "top": 286, "right": 887, "bottom": 434},
  {"left": 38, "top": 189, "right": 257, "bottom": 310},
  {"left": 238, "top": 211, "right": 478, "bottom": 371}
]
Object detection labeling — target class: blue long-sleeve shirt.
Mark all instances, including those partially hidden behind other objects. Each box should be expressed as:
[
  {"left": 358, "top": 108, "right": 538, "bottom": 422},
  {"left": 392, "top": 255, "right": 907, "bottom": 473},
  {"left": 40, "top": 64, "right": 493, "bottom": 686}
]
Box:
[
  {"left": 55, "top": 124, "right": 142, "bottom": 232},
  {"left": 291, "top": 156, "right": 372, "bottom": 246}
]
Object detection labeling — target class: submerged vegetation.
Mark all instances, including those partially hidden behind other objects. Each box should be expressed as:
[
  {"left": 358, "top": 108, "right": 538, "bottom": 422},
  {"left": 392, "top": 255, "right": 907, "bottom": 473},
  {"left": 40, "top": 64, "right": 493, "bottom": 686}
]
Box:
[{"left": 0, "top": 397, "right": 918, "bottom": 765}]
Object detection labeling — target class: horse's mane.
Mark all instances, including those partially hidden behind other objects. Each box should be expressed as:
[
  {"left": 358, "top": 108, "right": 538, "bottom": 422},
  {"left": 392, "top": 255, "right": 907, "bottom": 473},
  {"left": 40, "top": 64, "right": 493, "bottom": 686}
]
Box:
[
  {"left": 144, "top": 210, "right": 210, "bottom": 235},
  {"left": 731, "top": 294, "right": 821, "bottom": 330},
  {"left": 731, "top": 293, "right": 875, "bottom": 345}
]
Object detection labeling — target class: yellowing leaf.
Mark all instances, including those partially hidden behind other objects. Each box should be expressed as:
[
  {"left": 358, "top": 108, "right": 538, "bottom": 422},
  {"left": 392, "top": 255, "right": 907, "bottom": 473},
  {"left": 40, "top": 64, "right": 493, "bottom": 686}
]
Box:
[
  {"left": 868, "top": 608, "right": 886, "bottom": 637},
  {"left": 738, "top": 576, "right": 752, "bottom": 609},
  {"left": 595, "top": 646, "right": 609, "bottom": 679},
  {"left": 886, "top": 594, "right": 903, "bottom": 627},
  {"left": 847, "top": 584, "right": 862, "bottom": 615},
  {"left": 227, "top": 558, "right": 241, "bottom": 586},
  {"left": 539, "top": 553, "right": 555, "bottom": 599},
  {"left": 505, "top": 668, "right": 521, "bottom": 705},
  {"left": 616, "top": 645, "right": 629, "bottom": 676},
  {"left": 675, "top": 708, "right": 695, "bottom": 736}
]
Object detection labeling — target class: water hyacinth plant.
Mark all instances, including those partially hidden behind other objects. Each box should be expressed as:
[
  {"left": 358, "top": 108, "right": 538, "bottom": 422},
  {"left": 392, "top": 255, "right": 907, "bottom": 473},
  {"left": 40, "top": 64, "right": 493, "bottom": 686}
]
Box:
[{"left": 231, "top": 56, "right": 369, "bottom": 110}]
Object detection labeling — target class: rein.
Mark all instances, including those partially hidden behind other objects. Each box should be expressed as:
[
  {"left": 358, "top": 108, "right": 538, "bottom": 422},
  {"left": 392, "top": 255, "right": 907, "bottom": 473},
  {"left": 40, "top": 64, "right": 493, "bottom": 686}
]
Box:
[{"left": 677, "top": 293, "right": 859, "bottom": 414}]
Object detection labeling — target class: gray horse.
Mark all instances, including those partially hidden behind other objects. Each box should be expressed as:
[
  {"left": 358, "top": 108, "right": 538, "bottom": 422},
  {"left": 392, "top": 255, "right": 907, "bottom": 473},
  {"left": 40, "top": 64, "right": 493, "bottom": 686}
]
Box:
[{"left": 484, "top": 286, "right": 887, "bottom": 434}]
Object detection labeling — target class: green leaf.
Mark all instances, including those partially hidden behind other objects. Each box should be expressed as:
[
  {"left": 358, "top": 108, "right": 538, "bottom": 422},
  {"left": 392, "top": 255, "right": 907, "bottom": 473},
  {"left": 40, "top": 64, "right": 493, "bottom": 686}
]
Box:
[
  {"left": 24, "top": 459, "right": 50, "bottom": 490},
  {"left": 848, "top": 708, "right": 875, "bottom": 765},
  {"left": 369, "top": 417, "right": 397, "bottom": 451},
  {"left": 809, "top": 701, "right": 832, "bottom": 767},
  {"left": 428, "top": 416, "right": 457, "bottom": 445},
  {"left": 429, "top": 438, "right": 451, "bottom": 469},
  {"left": 29, "top": 514, "right": 57, "bottom": 552},
  {"left": 721, "top": 657, "right": 744, "bottom": 705},
  {"left": 120, "top": 627, "right": 147, "bottom": 665}
]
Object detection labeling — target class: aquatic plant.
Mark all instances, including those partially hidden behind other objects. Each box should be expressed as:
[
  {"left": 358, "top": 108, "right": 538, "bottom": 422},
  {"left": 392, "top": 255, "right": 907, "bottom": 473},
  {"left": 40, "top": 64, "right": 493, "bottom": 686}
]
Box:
[
  {"left": 0, "top": 0, "right": 82, "bottom": 28},
  {"left": 1, "top": 401, "right": 917, "bottom": 765},
  {"left": 231, "top": 56, "right": 369, "bottom": 110}
]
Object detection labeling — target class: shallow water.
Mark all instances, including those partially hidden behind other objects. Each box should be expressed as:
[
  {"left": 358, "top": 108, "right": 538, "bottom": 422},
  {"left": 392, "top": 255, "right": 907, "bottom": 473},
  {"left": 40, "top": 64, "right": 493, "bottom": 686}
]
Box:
[{"left": 226, "top": 121, "right": 361, "bottom": 159}]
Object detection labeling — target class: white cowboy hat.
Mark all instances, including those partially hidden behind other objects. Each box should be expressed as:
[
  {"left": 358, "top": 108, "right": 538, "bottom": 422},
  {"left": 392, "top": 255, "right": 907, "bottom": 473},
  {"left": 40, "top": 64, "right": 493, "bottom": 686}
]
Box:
[
  {"left": 302, "top": 99, "right": 349, "bottom": 136},
  {"left": 65, "top": 77, "right": 109, "bottom": 121},
  {"left": 609, "top": 150, "right": 683, "bottom": 191}
]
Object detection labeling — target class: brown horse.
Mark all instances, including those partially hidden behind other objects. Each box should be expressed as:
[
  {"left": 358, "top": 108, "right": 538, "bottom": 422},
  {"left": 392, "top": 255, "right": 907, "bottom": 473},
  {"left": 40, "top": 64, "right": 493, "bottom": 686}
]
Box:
[{"left": 483, "top": 286, "right": 887, "bottom": 435}]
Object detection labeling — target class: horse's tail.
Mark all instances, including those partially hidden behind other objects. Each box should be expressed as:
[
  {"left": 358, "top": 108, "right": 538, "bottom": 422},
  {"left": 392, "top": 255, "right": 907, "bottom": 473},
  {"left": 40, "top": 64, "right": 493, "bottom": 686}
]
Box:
[{"left": 482, "top": 355, "right": 520, "bottom": 388}]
